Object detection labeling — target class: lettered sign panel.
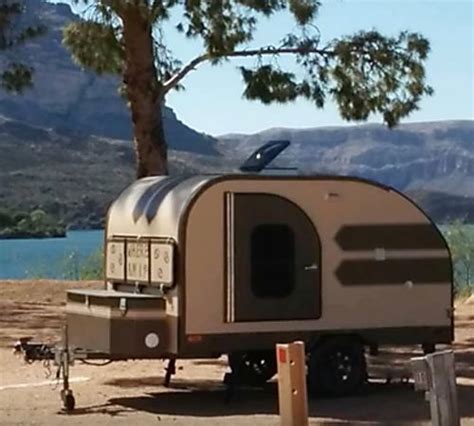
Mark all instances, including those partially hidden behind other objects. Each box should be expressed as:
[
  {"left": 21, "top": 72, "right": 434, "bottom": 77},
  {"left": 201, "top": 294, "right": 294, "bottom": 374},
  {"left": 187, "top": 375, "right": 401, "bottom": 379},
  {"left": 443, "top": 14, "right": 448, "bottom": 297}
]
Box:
[{"left": 126, "top": 241, "right": 150, "bottom": 283}]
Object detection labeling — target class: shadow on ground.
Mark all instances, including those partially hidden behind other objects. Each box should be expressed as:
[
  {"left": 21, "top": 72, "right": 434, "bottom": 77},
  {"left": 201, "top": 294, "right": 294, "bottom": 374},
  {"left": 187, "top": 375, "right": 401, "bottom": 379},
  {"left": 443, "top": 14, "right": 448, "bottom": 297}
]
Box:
[
  {"left": 56, "top": 402, "right": 132, "bottom": 418},
  {"left": 104, "top": 379, "right": 474, "bottom": 423}
]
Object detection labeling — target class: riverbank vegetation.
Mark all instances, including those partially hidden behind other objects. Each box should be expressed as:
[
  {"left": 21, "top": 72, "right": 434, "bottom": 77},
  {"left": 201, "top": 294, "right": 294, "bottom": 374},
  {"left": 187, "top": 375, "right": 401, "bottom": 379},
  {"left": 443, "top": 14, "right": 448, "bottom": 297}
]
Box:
[
  {"left": 0, "top": 208, "right": 65, "bottom": 239},
  {"left": 27, "top": 248, "right": 103, "bottom": 281},
  {"left": 442, "top": 222, "right": 474, "bottom": 296}
]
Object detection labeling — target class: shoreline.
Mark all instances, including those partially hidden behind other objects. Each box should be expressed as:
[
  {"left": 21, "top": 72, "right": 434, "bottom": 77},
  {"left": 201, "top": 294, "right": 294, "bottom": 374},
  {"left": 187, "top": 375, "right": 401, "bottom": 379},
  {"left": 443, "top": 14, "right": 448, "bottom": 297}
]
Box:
[{"left": 0, "top": 231, "right": 66, "bottom": 240}]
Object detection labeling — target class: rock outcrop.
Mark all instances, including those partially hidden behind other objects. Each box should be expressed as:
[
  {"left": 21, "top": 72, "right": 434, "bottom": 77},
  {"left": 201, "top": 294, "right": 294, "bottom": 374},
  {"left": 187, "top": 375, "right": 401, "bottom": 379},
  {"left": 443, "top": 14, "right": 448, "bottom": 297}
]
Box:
[
  {"left": 219, "top": 120, "right": 474, "bottom": 197},
  {"left": 0, "top": 0, "right": 218, "bottom": 155}
]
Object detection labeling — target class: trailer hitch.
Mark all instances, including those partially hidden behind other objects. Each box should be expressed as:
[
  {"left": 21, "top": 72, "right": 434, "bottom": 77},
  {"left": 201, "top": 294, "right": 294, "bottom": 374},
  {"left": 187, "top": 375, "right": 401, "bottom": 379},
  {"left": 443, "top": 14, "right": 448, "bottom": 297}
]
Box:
[
  {"left": 13, "top": 327, "right": 108, "bottom": 412},
  {"left": 13, "top": 327, "right": 76, "bottom": 411},
  {"left": 14, "top": 337, "right": 55, "bottom": 362}
]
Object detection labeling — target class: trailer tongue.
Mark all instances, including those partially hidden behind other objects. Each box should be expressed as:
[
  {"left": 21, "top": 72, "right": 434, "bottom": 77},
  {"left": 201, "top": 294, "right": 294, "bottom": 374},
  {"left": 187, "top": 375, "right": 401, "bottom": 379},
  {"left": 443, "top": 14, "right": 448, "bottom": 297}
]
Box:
[{"left": 14, "top": 329, "right": 108, "bottom": 411}]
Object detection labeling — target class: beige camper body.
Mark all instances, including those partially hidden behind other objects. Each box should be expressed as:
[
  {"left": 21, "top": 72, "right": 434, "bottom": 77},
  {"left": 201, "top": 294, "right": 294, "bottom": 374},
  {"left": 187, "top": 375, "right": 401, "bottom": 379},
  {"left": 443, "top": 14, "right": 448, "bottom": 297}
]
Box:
[{"left": 67, "top": 174, "right": 453, "bottom": 379}]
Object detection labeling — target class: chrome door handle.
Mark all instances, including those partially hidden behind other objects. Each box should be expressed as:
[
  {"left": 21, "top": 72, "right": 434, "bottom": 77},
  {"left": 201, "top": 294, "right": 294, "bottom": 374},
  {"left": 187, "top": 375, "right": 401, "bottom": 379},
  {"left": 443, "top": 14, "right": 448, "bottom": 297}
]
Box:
[{"left": 304, "top": 264, "right": 319, "bottom": 271}]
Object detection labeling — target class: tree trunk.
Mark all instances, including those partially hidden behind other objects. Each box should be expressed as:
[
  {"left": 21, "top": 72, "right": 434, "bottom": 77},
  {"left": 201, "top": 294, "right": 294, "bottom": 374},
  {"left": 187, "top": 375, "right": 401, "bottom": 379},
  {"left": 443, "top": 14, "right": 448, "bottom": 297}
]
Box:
[{"left": 121, "top": 5, "right": 168, "bottom": 179}]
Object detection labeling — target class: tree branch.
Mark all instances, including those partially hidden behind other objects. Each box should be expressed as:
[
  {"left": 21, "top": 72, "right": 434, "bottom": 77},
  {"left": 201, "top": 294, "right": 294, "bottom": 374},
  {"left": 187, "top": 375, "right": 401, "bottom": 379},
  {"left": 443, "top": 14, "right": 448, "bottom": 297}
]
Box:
[{"left": 162, "top": 46, "right": 334, "bottom": 96}]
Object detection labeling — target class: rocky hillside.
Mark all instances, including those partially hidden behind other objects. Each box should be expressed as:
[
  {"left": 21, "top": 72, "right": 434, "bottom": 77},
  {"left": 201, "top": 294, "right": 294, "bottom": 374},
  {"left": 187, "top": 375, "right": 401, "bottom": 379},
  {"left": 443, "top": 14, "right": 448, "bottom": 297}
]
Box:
[
  {"left": 0, "top": 115, "right": 227, "bottom": 229},
  {"left": 1, "top": 114, "right": 473, "bottom": 228},
  {"left": 405, "top": 190, "right": 474, "bottom": 223},
  {"left": 0, "top": 0, "right": 217, "bottom": 155},
  {"left": 219, "top": 120, "right": 474, "bottom": 197}
]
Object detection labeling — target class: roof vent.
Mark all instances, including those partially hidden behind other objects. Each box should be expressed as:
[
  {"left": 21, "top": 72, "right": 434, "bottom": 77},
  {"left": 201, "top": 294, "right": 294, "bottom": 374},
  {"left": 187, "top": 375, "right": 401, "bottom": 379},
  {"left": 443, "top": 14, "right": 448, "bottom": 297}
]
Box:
[{"left": 239, "top": 140, "right": 295, "bottom": 173}]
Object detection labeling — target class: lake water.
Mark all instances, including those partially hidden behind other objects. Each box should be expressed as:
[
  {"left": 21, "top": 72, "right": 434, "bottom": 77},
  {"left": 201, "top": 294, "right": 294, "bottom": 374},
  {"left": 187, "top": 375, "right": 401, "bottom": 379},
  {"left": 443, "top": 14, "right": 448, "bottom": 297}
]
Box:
[
  {"left": 0, "top": 230, "right": 104, "bottom": 279},
  {"left": 0, "top": 226, "right": 472, "bottom": 281}
]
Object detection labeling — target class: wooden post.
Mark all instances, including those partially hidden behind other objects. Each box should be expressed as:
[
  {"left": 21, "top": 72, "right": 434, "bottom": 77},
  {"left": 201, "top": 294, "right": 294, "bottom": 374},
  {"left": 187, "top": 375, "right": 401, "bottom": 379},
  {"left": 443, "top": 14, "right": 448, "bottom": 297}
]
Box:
[
  {"left": 276, "top": 341, "right": 309, "bottom": 426},
  {"left": 426, "top": 351, "right": 460, "bottom": 426},
  {"left": 411, "top": 350, "right": 460, "bottom": 426}
]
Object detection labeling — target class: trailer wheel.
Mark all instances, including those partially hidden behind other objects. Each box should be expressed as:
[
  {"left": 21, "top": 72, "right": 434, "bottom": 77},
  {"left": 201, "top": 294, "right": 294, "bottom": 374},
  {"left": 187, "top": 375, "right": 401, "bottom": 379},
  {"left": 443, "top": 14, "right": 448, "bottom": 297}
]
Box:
[
  {"left": 308, "top": 336, "right": 366, "bottom": 397},
  {"left": 228, "top": 351, "right": 277, "bottom": 386},
  {"left": 63, "top": 393, "right": 75, "bottom": 412}
]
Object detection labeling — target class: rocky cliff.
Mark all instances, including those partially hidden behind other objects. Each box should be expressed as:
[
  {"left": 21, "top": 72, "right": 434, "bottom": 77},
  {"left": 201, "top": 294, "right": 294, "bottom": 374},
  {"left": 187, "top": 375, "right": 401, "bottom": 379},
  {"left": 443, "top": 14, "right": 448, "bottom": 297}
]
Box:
[
  {"left": 219, "top": 120, "right": 474, "bottom": 197},
  {"left": 1, "top": 114, "right": 473, "bottom": 228},
  {"left": 0, "top": 115, "right": 226, "bottom": 229},
  {"left": 0, "top": 0, "right": 218, "bottom": 155}
]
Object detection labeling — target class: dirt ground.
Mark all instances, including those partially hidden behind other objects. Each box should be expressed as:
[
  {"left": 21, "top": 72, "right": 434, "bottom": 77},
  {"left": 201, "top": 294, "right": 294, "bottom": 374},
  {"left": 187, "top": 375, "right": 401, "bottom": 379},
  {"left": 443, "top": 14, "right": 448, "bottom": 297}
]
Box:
[{"left": 0, "top": 280, "right": 473, "bottom": 425}]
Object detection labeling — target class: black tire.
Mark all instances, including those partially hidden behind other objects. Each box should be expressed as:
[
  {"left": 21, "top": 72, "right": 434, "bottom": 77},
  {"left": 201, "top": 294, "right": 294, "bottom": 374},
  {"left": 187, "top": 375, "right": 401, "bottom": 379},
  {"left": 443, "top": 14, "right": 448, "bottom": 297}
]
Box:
[
  {"left": 308, "top": 336, "right": 366, "bottom": 397},
  {"left": 228, "top": 350, "right": 277, "bottom": 386},
  {"left": 63, "top": 393, "right": 75, "bottom": 412}
]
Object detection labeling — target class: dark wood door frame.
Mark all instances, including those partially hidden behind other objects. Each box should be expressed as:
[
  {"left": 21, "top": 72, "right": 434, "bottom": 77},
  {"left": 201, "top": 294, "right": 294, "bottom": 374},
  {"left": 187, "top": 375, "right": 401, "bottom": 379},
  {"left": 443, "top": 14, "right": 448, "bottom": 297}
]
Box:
[{"left": 225, "top": 192, "right": 322, "bottom": 322}]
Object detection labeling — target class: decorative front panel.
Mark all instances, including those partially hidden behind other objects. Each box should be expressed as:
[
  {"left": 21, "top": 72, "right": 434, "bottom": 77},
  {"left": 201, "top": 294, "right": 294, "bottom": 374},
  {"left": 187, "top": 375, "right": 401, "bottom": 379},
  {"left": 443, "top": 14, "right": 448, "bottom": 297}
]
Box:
[
  {"left": 106, "top": 238, "right": 175, "bottom": 286},
  {"left": 106, "top": 241, "right": 125, "bottom": 281},
  {"left": 150, "top": 242, "right": 174, "bottom": 285},
  {"left": 126, "top": 241, "right": 150, "bottom": 283}
]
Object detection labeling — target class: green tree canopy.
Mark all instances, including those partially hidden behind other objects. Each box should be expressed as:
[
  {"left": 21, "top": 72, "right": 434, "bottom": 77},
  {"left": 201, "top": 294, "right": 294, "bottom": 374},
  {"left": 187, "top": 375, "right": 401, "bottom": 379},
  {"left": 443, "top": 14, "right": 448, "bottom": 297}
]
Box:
[
  {"left": 65, "top": 0, "right": 433, "bottom": 177},
  {"left": 0, "top": 0, "right": 45, "bottom": 92}
]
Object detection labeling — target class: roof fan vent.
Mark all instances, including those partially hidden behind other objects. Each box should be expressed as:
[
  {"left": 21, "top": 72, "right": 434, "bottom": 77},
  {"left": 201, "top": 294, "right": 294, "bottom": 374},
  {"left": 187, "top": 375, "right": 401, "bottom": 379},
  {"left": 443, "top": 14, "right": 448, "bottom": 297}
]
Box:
[{"left": 239, "top": 140, "right": 296, "bottom": 173}]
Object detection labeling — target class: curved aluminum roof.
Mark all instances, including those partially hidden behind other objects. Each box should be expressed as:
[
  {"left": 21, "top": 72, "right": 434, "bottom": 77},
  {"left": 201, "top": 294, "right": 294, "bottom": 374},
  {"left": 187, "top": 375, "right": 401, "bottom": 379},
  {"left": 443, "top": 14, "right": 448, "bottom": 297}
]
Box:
[
  {"left": 106, "top": 173, "right": 418, "bottom": 243},
  {"left": 107, "top": 175, "right": 217, "bottom": 240}
]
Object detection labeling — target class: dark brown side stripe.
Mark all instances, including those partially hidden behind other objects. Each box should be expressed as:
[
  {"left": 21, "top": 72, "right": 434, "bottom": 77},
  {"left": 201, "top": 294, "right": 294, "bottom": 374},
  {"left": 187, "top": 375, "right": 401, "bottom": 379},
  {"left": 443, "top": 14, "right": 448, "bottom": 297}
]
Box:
[
  {"left": 180, "top": 326, "right": 453, "bottom": 357},
  {"left": 335, "top": 224, "right": 445, "bottom": 251},
  {"left": 336, "top": 258, "right": 451, "bottom": 285}
]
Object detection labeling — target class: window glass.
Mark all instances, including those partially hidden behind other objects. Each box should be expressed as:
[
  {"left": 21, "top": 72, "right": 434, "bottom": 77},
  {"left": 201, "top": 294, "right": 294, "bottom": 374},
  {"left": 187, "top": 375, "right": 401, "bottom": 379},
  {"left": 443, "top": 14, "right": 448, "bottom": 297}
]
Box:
[{"left": 250, "top": 224, "right": 295, "bottom": 298}]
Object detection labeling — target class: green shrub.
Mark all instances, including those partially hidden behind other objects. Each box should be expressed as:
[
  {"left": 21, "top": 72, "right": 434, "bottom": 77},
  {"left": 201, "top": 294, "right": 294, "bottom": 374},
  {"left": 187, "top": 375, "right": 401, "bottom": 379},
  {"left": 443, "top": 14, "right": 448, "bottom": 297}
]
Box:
[
  {"left": 58, "top": 249, "right": 104, "bottom": 280},
  {"left": 0, "top": 209, "right": 15, "bottom": 227},
  {"left": 13, "top": 211, "right": 29, "bottom": 223},
  {"left": 0, "top": 208, "right": 65, "bottom": 238},
  {"left": 30, "top": 209, "right": 47, "bottom": 223},
  {"left": 78, "top": 249, "right": 104, "bottom": 280},
  {"left": 27, "top": 248, "right": 104, "bottom": 281},
  {"left": 441, "top": 221, "right": 474, "bottom": 295}
]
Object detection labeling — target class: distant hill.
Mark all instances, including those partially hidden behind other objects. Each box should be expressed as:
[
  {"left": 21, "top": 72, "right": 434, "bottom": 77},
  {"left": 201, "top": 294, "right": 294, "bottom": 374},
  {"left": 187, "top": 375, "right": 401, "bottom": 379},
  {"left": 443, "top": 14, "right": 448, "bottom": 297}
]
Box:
[
  {"left": 0, "top": 115, "right": 226, "bottom": 229},
  {"left": 0, "top": 2, "right": 472, "bottom": 228},
  {"left": 405, "top": 190, "right": 474, "bottom": 223},
  {"left": 219, "top": 120, "right": 474, "bottom": 197},
  {"left": 0, "top": 0, "right": 218, "bottom": 156},
  {"left": 0, "top": 115, "right": 473, "bottom": 228}
]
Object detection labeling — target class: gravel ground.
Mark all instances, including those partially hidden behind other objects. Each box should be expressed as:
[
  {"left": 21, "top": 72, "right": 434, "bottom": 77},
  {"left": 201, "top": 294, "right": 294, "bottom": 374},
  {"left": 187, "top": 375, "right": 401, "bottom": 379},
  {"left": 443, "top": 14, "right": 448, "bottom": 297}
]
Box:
[{"left": 0, "top": 280, "right": 473, "bottom": 425}]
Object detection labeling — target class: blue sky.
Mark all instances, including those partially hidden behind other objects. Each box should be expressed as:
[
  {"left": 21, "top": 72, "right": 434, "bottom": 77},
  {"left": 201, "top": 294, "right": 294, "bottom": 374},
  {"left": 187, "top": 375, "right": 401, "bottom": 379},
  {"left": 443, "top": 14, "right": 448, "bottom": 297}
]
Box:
[{"left": 50, "top": 0, "right": 473, "bottom": 136}]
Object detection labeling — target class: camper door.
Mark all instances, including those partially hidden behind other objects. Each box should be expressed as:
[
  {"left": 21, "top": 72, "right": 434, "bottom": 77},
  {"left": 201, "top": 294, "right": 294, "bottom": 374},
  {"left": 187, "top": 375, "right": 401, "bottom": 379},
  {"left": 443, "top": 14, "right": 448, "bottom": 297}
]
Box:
[{"left": 225, "top": 192, "right": 321, "bottom": 322}]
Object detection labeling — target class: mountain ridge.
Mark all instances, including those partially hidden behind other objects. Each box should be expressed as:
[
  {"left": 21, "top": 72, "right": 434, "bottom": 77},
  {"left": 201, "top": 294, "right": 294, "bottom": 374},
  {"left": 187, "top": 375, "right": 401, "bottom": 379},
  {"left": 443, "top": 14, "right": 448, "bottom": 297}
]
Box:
[
  {"left": 0, "top": 0, "right": 218, "bottom": 155},
  {"left": 217, "top": 119, "right": 474, "bottom": 197},
  {"left": 1, "top": 114, "right": 473, "bottom": 227},
  {"left": 219, "top": 119, "right": 474, "bottom": 138}
]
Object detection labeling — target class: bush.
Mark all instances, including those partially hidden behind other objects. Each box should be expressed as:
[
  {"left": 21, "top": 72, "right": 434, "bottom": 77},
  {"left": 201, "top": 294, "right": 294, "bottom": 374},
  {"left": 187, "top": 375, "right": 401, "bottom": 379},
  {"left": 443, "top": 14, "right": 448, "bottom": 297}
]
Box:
[
  {"left": 30, "top": 209, "right": 47, "bottom": 223},
  {"left": 26, "top": 247, "right": 104, "bottom": 281},
  {"left": 0, "top": 208, "right": 65, "bottom": 238},
  {"left": 442, "top": 221, "right": 474, "bottom": 295},
  {"left": 0, "top": 209, "right": 15, "bottom": 227},
  {"left": 78, "top": 249, "right": 104, "bottom": 280},
  {"left": 59, "top": 249, "right": 104, "bottom": 280}
]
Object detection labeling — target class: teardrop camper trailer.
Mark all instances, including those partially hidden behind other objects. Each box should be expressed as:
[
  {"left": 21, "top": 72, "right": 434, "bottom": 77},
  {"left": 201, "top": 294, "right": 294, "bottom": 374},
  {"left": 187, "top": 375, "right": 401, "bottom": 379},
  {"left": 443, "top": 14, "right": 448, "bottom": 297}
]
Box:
[
  {"left": 65, "top": 175, "right": 453, "bottom": 393},
  {"left": 16, "top": 141, "right": 454, "bottom": 409}
]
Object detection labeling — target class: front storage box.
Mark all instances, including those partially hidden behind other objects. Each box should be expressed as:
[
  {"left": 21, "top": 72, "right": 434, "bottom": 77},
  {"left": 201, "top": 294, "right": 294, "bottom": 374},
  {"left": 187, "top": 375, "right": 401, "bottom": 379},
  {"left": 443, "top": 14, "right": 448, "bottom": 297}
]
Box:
[{"left": 66, "top": 289, "right": 177, "bottom": 358}]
